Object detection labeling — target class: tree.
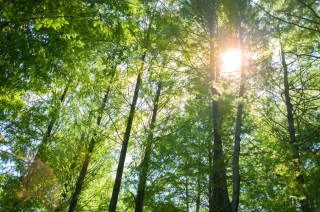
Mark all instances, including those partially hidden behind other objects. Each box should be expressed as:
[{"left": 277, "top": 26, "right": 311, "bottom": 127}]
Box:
[
  {"left": 108, "top": 3, "right": 152, "bottom": 210},
  {"left": 280, "top": 42, "right": 311, "bottom": 212},
  {"left": 135, "top": 81, "right": 161, "bottom": 212},
  {"left": 68, "top": 62, "right": 116, "bottom": 212}
]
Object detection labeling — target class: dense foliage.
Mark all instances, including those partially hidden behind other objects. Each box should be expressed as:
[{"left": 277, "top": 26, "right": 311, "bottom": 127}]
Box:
[{"left": 1, "top": 0, "right": 319, "bottom": 211}]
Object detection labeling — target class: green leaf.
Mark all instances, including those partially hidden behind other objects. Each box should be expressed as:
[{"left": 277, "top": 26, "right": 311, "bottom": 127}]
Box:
[{"left": 35, "top": 23, "right": 43, "bottom": 30}]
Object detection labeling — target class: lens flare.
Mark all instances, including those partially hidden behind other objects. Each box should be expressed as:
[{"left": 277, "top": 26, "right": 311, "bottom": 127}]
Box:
[{"left": 221, "top": 49, "right": 242, "bottom": 76}]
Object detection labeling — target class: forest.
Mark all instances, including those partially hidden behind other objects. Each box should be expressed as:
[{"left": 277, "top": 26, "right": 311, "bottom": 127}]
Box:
[{"left": 1, "top": 0, "right": 320, "bottom": 211}]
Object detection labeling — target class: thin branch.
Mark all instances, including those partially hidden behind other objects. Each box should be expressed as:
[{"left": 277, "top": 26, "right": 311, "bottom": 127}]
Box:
[{"left": 250, "top": 0, "right": 320, "bottom": 32}]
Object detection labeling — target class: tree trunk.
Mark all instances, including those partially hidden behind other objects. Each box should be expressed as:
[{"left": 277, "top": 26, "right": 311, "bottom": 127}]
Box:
[
  {"left": 209, "top": 1, "right": 231, "bottom": 211},
  {"left": 231, "top": 4, "right": 245, "bottom": 211},
  {"left": 186, "top": 176, "right": 189, "bottom": 212},
  {"left": 109, "top": 14, "right": 152, "bottom": 210},
  {"left": 109, "top": 53, "right": 146, "bottom": 212},
  {"left": 135, "top": 81, "right": 161, "bottom": 212},
  {"left": 36, "top": 82, "right": 70, "bottom": 159},
  {"left": 68, "top": 70, "right": 114, "bottom": 212},
  {"left": 280, "top": 45, "right": 311, "bottom": 212},
  {"left": 231, "top": 61, "right": 243, "bottom": 212},
  {"left": 109, "top": 71, "right": 142, "bottom": 212},
  {"left": 196, "top": 173, "right": 201, "bottom": 212},
  {"left": 208, "top": 141, "right": 214, "bottom": 212},
  {"left": 68, "top": 137, "right": 95, "bottom": 212}
]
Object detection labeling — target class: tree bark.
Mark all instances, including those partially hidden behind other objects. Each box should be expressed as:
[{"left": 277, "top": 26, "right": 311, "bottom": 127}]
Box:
[
  {"left": 68, "top": 69, "right": 115, "bottom": 212},
  {"left": 135, "top": 81, "right": 161, "bottom": 212},
  {"left": 280, "top": 45, "right": 311, "bottom": 212}
]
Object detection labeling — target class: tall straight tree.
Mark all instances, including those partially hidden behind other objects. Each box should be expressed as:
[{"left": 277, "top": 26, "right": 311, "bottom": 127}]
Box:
[
  {"left": 68, "top": 66, "right": 116, "bottom": 212},
  {"left": 135, "top": 81, "right": 162, "bottom": 212},
  {"left": 179, "top": 0, "right": 240, "bottom": 210},
  {"left": 231, "top": 0, "right": 247, "bottom": 211},
  {"left": 36, "top": 81, "right": 70, "bottom": 160},
  {"left": 108, "top": 11, "right": 153, "bottom": 212},
  {"left": 280, "top": 43, "right": 311, "bottom": 212},
  {"left": 108, "top": 57, "right": 144, "bottom": 212},
  {"left": 179, "top": 0, "right": 257, "bottom": 210},
  {"left": 208, "top": 0, "right": 231, "bottom": 211}
]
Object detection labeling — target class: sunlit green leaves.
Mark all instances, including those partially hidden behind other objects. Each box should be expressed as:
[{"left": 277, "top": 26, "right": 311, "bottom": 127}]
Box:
[{"left": 1, "top": 0, "right": 320, "bottom": 211}]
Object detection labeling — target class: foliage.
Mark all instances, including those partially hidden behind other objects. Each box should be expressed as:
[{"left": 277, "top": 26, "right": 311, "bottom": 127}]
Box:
[{"left": 1, "top": 0, "right": 320, "bottom": 211}]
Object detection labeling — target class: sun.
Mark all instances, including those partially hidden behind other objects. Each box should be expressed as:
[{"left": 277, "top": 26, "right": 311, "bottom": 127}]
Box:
[{"left": 220, "top": 49, "right": 242, "bottom": 75}]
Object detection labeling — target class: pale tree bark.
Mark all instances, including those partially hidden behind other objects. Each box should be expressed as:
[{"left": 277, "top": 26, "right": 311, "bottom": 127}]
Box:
[
  {"left": 68, "top": 68, "right": 116, "bottom": 212},
  {"left": 280, "top": 45, "right": 311, "bottom": 212},
  {"left": 135, "top": 81, "right": 161, "bottom": 212},
  {"left": 208, "top": 0, "right": 231, "bottom": 211}
]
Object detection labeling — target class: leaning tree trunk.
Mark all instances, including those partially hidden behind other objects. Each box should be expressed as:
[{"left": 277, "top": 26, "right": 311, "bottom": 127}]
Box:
[
  {"left": 280, "top": 45, "right": 311, "bottom": 212},
  {"left": 135, "top": 81, "right": 161, "bottom": 212},
  {"left": 109, "top": 71, "right": 143, "bottom": 212},
  {"left": 36, "top": 82, "right": 70, "bottom": 160},
  {"left": 68, "top": 69, "right": 115, "bottom": 212},
  {"left": 109, "top": 16, "right": 152, "bottom": 211},
  {"left": 208, "top": 1, "right": 231, "bottom": 211},
  {"left": 23, "top": 82, "right": 70, "bottom": 210}
]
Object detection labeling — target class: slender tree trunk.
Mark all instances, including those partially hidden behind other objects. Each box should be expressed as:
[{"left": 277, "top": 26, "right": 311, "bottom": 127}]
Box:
[
  {"left": 59, "top": 134, "right": 85, "bottom": 205},
  {"left": 135, "top": 81, "right": 161, "bottom": 212},
  {"left": 68, "top": 69, "right": 115, "bottom": 212},
  {"left": 36, "top": 82, "right": 70, "bottom": 159},
  {"left": 231, "top": 4, "right": 245, "bottom": 211},
  {"left": 231, "top": 63, "right": 243, "bottom": 212},
  {"left": 231, "top": 85, "right": 243, "bottom": 212},
  {"left": 186, "top": 176, "right": 189, "bottom": 212},
  {"left": 208, "top": 1, "right": 231, "bottom": 211},
  {"left": 280, "top": 45, "right": 311, "bottom": 212},
  {"left": 196, "top": 173, "right": 201, "bottom": 212},
  {"left": 109, "top": 54, "right": 146, "bottom": 212},
  {"left": 208, "top": 141, "right": 214, "bottom": 212},
  {"left": 109, "top": 14, "right": 152, "bottom": 210},
  {"left": 109, "top": 72, "right": 143, "bottom": 212},
  {"left": 24, "top": 82, "right": 70, "bottom": 210},
  {"left": 68, "top": 137, "right": 95, "bottom": 212}
]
